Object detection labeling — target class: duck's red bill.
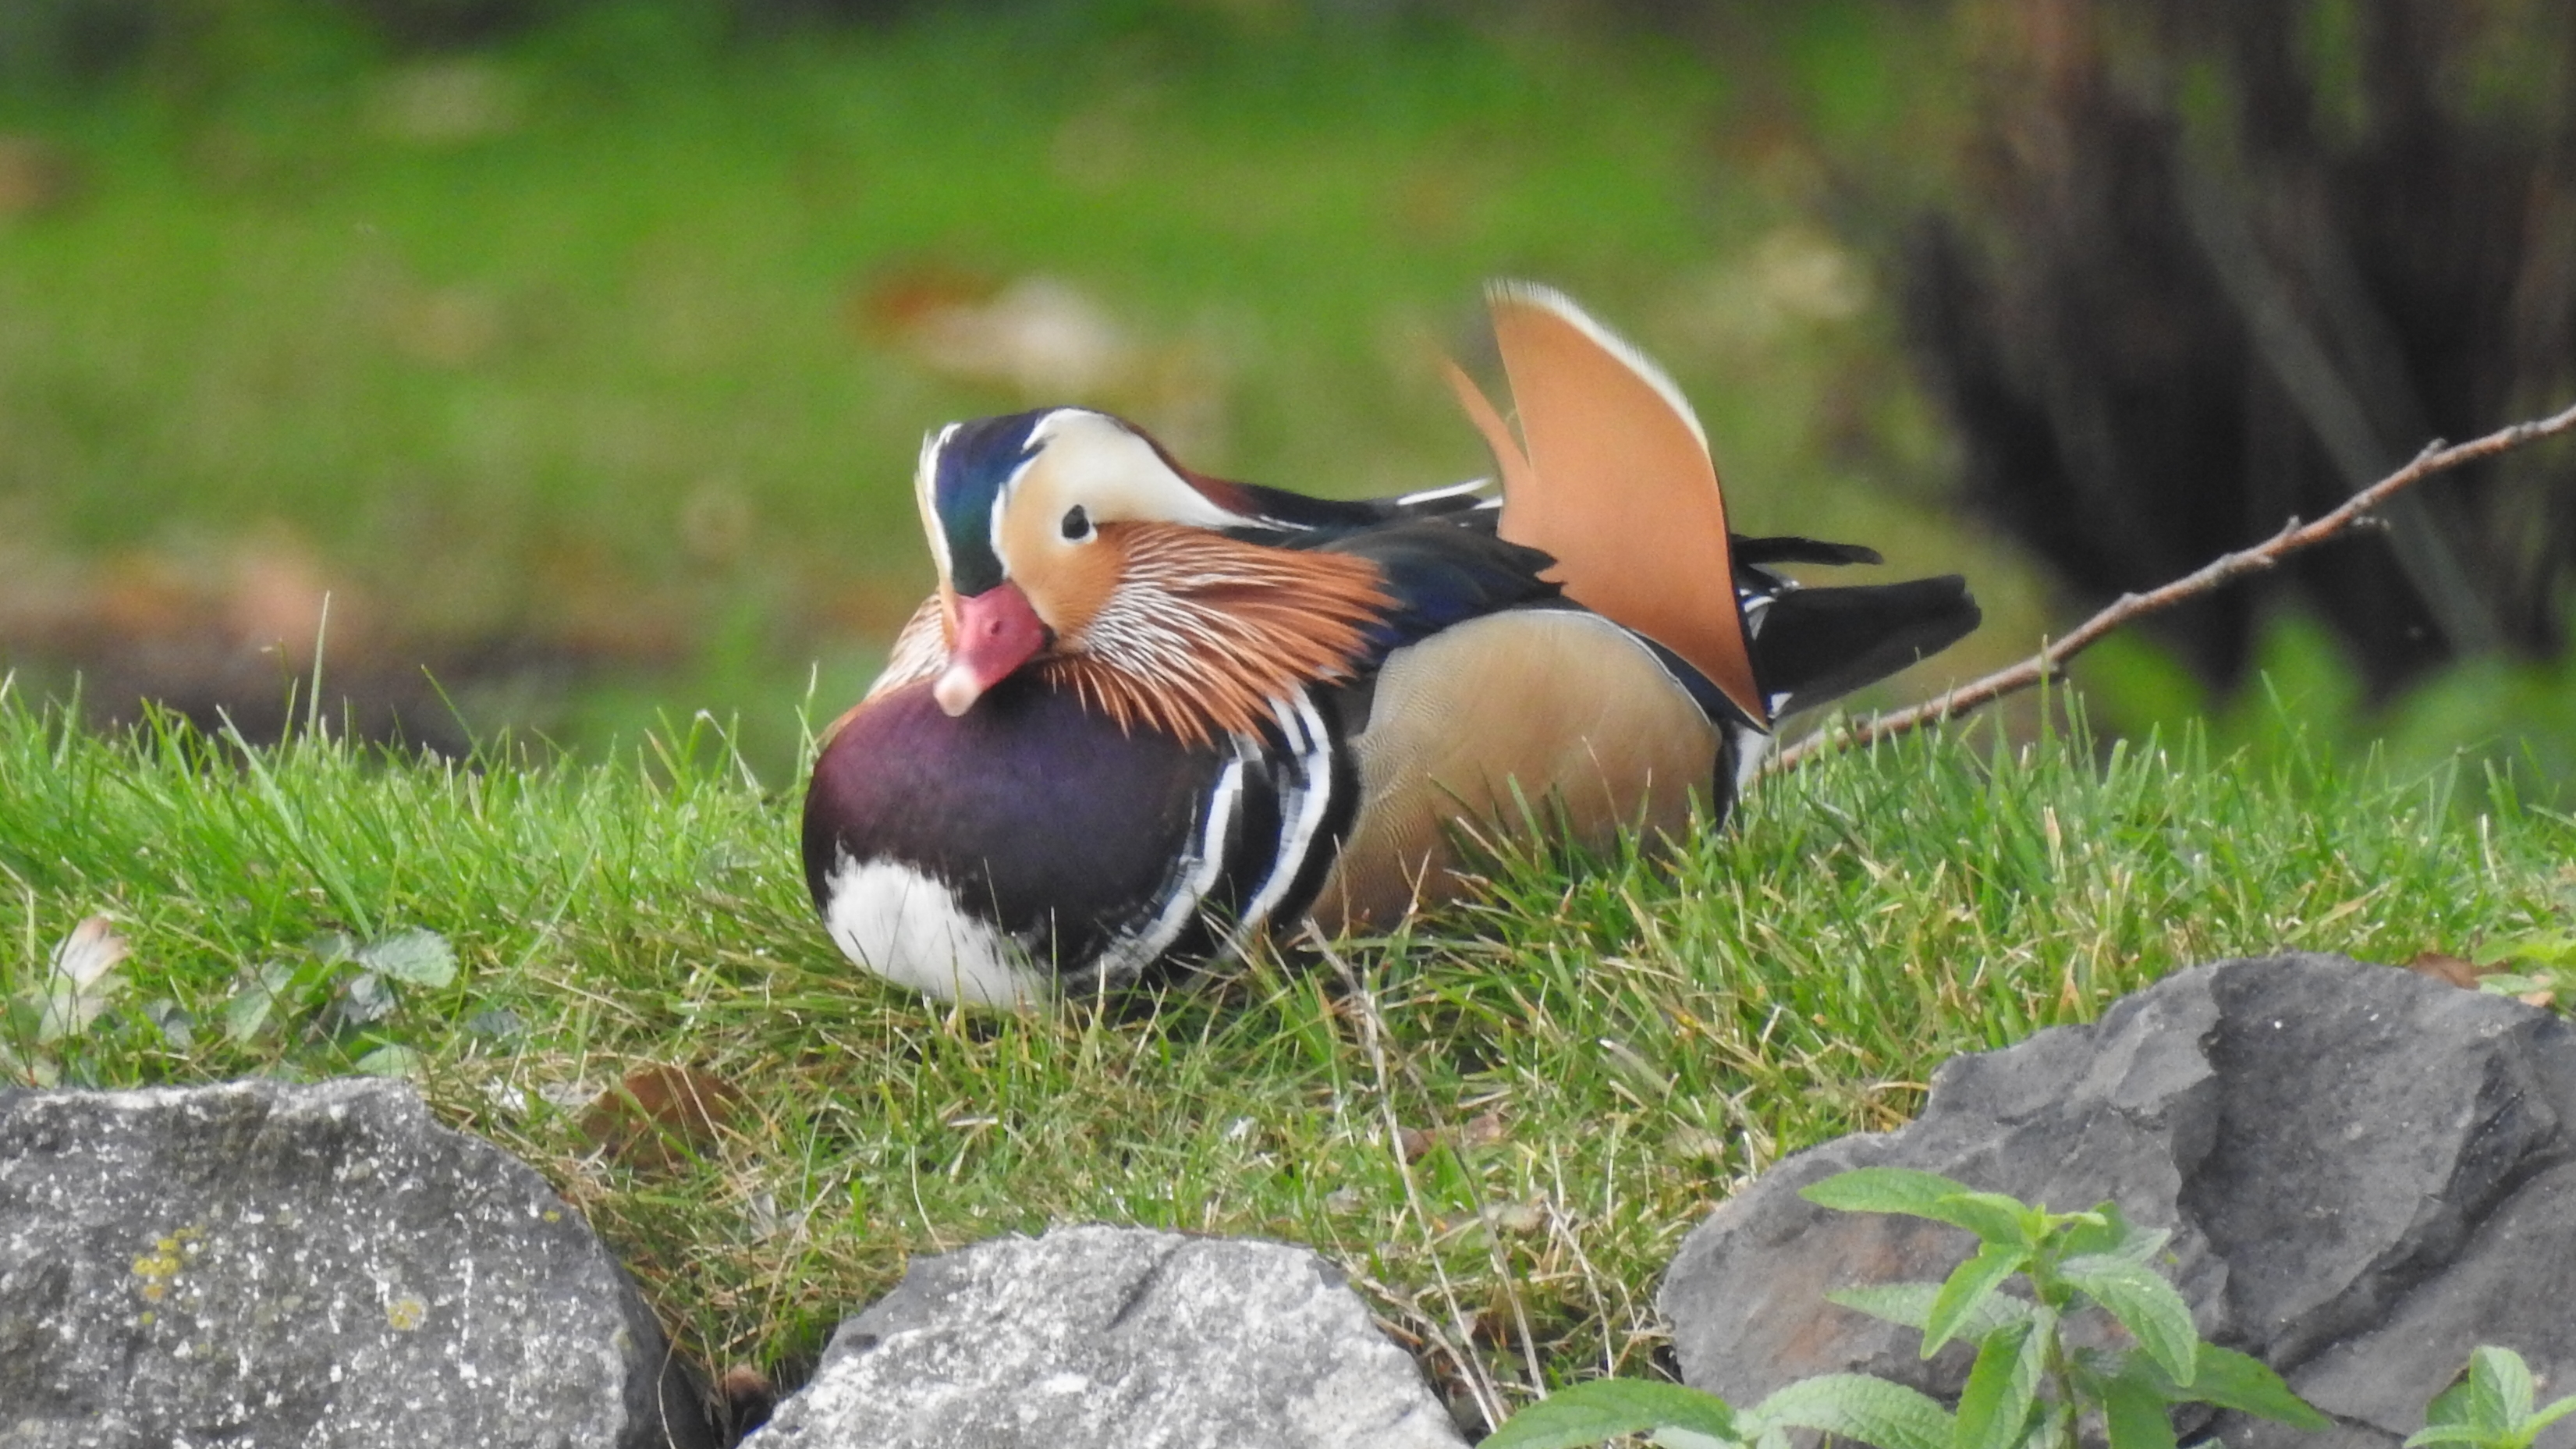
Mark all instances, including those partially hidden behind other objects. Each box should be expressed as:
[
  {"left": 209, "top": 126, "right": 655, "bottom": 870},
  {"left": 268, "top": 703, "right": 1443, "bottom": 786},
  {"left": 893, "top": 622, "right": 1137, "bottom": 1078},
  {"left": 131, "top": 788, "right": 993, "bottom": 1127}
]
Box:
[{"left": 934, "top": 582, "right": 1049, "bottom": 716}]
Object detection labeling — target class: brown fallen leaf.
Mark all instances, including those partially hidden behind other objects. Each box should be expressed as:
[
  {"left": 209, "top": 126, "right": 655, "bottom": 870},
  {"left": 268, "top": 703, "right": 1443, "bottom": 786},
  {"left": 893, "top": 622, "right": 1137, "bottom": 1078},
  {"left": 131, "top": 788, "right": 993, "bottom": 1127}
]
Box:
[
  {"left": 903, "top": 275, "right": 1136, "bottom": 396},
  {"left": 576, "top": 1064, "right": 748, "bottom": 1173},
  {"left": 716, "top": 1364, "right": 778, "bottom": 1438},
  {"left": 849, "top": 261, "right": 999, "bottom": 339},
  {"left": 2408, "top": 950, "right": 2556, "bottom": 1008},
  {"left": 1667, "top": 1124, "right": 1730, "bottom": 1164},
  {"left": 1396, "top": 1109, "right": 1510, "bottom": 1163},
  {"left": 1469, "top": 1300, "right": 1522, "bottom": 1347},
  {"left": 0, "top": 134, "right": 80, "bottom": 219},
  {"left": 2407, "top": 951, "right": 2482, "bottom": 990}
]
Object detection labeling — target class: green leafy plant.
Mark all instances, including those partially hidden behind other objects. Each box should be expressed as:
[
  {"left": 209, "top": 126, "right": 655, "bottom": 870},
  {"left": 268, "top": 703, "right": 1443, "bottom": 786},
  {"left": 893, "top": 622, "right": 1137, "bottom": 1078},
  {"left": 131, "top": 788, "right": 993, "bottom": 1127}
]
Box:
[
  {"left": 2471, "top": 933, "right": 2576, "bottom": 1006},
  {"left": 2408, "top": 1348, "right": 2576, "bottom": 1449},
  {"left": 1484, "top": 1169, "right": 2328, "bottom": 1449},
  {"left": 1481, "top": 1370, "right": 1953, "bottom": 1449},
  {"left": 222, "top": 926, "right": 458, "bottom": 1074},
  {"left": 1804, "top": 1168, "right": 2326, "bottom": 1449}
]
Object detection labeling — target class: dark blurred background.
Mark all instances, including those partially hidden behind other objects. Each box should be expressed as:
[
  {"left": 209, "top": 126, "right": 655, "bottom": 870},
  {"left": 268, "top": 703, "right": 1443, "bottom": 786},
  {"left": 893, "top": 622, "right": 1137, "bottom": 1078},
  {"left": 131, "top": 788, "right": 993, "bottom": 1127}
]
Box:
[{"left": 2, "top": 0, "right": 2570, "bottom": 787}]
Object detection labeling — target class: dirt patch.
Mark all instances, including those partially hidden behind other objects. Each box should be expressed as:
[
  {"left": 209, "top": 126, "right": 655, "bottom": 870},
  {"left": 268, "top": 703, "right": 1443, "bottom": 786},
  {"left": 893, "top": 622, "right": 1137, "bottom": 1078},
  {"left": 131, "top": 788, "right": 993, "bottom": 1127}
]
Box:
[{"left": 0, "top": 536, "right": 672, "bottom": 751}]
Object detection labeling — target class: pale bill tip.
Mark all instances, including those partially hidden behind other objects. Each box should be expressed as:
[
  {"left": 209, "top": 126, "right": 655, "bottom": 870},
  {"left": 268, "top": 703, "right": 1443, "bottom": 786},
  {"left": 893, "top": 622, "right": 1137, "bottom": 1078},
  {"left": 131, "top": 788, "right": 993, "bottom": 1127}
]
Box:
[{"left": 932, "top": 666, "right": 981, "bottom": 717}]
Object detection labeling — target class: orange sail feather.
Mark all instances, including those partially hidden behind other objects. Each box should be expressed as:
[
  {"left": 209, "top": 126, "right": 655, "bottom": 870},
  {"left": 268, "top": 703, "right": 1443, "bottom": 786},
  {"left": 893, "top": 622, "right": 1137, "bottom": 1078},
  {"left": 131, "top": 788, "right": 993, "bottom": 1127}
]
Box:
[{"left": 1465, "top": 282, "right": 1769, "bottom": 730}]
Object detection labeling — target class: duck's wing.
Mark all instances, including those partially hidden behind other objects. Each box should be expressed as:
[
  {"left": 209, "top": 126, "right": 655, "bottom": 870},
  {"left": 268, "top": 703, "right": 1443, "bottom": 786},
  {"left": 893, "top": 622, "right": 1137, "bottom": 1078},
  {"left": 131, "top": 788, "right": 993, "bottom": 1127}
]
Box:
[
  {"left": 1162, "top": 458, "right": 1493, "bottom": 542},
  {"left": 1306, "top": 518, "right": 1560, "bottom": 664},
  {"left": 1457, "top": 282, "right": 1769, "bottom": 731},
  {"left": 1733, "top": 534, "right": 1885, "bottom": 570},
  {"left": 1308, "top": 607, "right": 1729, "bottom": 935}
]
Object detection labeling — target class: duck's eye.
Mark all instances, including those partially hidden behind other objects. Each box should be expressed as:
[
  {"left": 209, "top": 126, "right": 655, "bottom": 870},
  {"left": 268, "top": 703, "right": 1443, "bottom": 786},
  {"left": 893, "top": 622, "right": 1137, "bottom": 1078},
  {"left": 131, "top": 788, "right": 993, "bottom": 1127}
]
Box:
[{"left": 1060, "top": 506, "right": 1093, "bottom": 542}]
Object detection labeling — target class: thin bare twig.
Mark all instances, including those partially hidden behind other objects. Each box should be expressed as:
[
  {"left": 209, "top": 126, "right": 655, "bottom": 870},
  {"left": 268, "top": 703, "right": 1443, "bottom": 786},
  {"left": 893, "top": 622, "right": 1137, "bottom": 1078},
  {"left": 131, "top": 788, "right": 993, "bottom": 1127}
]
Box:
[{"left": 1773, "top": 400, "right": 2576, "bottom": 771}]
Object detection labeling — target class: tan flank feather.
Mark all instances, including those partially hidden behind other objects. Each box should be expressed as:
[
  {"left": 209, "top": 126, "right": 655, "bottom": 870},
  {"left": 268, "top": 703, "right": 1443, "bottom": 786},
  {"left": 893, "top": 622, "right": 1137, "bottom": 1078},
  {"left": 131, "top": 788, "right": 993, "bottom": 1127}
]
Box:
[{"left": 1476, "top": 282, "right": 1768, "bottom": 730}]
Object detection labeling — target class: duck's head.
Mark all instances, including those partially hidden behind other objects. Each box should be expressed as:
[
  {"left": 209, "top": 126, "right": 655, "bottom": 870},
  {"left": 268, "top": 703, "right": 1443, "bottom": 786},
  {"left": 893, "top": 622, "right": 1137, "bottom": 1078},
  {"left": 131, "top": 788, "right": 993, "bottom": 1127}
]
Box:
[
  {"left": 912, "top": 408, "right": 1389, "bottom": 744},
  {"left": 920, "top": 409, "right": 1248, "bottom": 718}
]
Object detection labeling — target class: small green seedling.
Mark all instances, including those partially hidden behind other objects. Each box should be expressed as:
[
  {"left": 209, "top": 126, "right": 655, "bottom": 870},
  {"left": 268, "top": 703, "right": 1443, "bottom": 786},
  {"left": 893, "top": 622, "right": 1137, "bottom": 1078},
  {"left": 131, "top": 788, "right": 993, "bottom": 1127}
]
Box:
[
  {"left": 1482, "top": 1170, "right": 2327, "bottom": 1449},
  {"left": 2407, "top": 1347, "right": 2576, "bottom": 1449},
  {"left": 222, "top": 926, "right": 457, "bottom": 1074},
  {"left": 1804, "top": 1167, "right": 2326, "bottom": 1449},
  {"left": 2472, "top": 933, "right": 2576, "bottom": 1007}
]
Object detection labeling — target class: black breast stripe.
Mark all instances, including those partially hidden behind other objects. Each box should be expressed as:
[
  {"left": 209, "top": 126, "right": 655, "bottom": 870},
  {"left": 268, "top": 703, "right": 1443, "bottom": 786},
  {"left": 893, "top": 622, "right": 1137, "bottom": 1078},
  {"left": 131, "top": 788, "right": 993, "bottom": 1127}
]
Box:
[
  {"left": 1222, "top": 691, "right": 1347, "bottom": 956},
  {"left": 1075, "top": 744, "right": 1253, "bottom": 990}
]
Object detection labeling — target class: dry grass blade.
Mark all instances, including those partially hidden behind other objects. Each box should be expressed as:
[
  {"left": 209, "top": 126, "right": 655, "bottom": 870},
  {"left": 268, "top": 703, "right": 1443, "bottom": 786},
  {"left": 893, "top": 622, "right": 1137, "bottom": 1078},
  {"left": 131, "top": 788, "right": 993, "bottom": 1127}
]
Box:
[
  {"left": 1311, "top": 929, "right": 1511, "bottom": 1432},
  {"left": 1774, "top": 400, "right": 2576, "bottom": 769}
]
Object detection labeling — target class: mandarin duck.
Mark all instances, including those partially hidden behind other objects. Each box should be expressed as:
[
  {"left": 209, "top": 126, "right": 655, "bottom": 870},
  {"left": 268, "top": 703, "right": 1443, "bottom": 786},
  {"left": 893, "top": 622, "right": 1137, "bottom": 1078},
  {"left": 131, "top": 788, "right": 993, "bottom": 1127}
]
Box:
[{"left": 804, "top": 285, "right": 1979, "bottom": 1006}]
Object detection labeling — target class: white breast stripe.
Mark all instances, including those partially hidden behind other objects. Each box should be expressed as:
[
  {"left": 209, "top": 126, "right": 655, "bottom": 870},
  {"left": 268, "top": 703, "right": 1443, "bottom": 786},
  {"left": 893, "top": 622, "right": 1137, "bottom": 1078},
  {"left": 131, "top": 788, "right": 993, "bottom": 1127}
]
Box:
[
  {"left": 1226, "top": 692, "right": 1336, "bottom": 954},
  {"left": 1730, "top": 723, "right": 1772, "bottom": 797},
  {"left": 1620, "top": 620, "right": 1769, "bottom": 737}
]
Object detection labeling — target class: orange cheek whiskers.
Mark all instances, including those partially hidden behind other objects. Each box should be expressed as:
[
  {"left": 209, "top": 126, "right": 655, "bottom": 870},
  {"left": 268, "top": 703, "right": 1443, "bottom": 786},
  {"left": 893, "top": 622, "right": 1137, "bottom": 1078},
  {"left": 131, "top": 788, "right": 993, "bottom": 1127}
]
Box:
[{"left": 1037, "top": 524, "right": 1388, "bottom": 749}]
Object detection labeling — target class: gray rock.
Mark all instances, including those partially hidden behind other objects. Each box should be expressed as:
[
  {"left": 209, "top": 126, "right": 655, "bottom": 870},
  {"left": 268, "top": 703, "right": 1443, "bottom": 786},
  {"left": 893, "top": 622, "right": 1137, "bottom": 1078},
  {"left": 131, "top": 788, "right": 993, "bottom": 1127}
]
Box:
[
  {"left": 746, "top": 1223, "right": 1467, "bottom": 1449},
  {"left": 1658, "top": 954, "right": 2576, "bottom": 1449},
  {"left": 0, "top": 1078, "right": 711, "bottom": 1449}
]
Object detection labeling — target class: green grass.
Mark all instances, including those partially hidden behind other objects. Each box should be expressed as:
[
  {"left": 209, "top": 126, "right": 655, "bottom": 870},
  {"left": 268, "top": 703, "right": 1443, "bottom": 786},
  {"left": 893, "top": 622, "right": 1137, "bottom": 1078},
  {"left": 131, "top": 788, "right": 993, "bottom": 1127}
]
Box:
[{"left": 5, "top": 671, "right": 2568, "bottom": 1410}]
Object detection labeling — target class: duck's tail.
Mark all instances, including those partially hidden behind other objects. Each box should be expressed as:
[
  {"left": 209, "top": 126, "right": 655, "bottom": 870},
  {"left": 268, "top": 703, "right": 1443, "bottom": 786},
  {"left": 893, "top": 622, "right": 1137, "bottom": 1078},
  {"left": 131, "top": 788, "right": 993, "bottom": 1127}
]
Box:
[{"left": 1744, "top": 573, "right": 1982, "bottom": 720}]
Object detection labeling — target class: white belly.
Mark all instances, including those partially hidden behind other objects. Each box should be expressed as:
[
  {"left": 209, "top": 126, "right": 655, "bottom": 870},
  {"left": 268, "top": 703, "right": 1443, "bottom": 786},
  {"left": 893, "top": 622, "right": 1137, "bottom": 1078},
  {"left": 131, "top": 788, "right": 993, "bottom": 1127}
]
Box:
[{"left": 819, "top": 856, "right": 1053, "bottom": 1009}]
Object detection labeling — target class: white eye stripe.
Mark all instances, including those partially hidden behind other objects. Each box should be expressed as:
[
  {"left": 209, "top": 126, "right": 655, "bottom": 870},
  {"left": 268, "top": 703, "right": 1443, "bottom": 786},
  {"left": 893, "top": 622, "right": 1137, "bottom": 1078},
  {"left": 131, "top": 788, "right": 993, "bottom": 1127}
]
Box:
[
  {"left": 914, "top": 423, "right": 962, "bottom": 581},
  {"left": 1020, "top": 409, "right": 1244, "bottom": 529},
  {"left": 988, "top": 460, "right": 1024, "bottom": 576}
]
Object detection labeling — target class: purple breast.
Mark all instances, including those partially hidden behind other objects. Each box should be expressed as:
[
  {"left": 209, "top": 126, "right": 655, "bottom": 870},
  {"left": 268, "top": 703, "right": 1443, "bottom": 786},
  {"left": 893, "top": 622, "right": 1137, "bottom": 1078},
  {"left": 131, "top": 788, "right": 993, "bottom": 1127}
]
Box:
[{"left": 801, "top": 677, "right": 1226, "bottom": 971}]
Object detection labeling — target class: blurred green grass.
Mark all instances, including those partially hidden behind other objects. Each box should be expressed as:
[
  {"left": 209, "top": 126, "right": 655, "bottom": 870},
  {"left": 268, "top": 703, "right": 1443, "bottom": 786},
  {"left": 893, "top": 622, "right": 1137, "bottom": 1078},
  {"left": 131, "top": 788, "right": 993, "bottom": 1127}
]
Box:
[
  {"left": 0, "top": 2, "right": 2048, "bottom": 777},
  {"left": 5, "top": 1, "right": 2565, "bottom": 794}
]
